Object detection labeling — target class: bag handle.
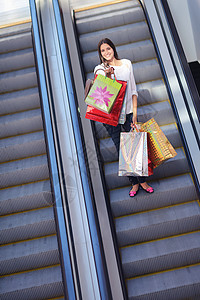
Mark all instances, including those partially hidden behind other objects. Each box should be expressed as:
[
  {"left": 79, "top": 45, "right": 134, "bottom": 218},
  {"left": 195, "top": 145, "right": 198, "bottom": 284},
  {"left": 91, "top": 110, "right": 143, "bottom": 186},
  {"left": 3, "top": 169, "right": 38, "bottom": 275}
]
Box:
[
  {"left": 95, "top": 67, "right": 116, "bottom": 82},
  {"left": 94, "top": 68, "right": 105, "bottom": 76},
  {"left": 130, "top": 124, "right": 140, "bottom": 132}
]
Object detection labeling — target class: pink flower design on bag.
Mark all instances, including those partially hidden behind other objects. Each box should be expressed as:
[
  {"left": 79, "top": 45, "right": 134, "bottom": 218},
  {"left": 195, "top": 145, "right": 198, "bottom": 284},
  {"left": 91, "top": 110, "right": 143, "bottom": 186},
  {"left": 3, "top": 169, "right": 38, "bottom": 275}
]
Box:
[{"left": 90, "top": 86, "right": 114, "bottom": 107}]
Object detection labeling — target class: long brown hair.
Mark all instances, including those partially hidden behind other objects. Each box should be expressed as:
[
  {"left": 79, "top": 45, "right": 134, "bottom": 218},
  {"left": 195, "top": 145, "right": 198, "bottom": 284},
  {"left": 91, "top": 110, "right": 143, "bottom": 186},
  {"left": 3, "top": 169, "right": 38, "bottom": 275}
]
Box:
[{"left": 97, "top": 38, "right": 119, "bottom": 67}]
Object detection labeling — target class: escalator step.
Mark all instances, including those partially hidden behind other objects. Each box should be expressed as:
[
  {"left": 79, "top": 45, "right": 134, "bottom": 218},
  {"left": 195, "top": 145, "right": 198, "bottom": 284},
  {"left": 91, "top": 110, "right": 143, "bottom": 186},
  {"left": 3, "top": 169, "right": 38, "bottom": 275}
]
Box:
[
  {"left": 0, "top": 48, "right": 35, "bottom": 73},
  {"left": 110, "top": 173, "right": 197, "bottom": 217},
  {"left": 0, "top": 67, "right": 38, "bottom": 93},
  {"left": 0, "top": 180, "right": 52, "bottom": 216},
  {"left": 0, "top": 235, "right": 60, "bottom": 275},
  {"left": 76, "top": 5, "right": 144, "bottom": 35},
  {"left": 0, "top": 155, "right": 49, "bottom": 189},
  {"left": 79, "top": 21, "right": 150, "bottom": 53},
  {"left": 127, "top": 264, "right": 200, "bottom": 300},
  {"left": 115, "top": 201, "right": 200, "bottom": 247},
  {"left": 0, "top": 109, "right": 43, "bottom": 139},
  {"left": 0, "top": 265, "right": 64, "bottom": 300},
  {"left": 0, "top": 87, "right": 40, "bottom": 115},
  {"left": 121, "top": 231, "right": 200, "bottom": 278},
  {"left": 0, "top": 131, "right": 46, "bottom": 163},
  {"left": 0, "top": 206, "right": 56, "bottom": 245}
]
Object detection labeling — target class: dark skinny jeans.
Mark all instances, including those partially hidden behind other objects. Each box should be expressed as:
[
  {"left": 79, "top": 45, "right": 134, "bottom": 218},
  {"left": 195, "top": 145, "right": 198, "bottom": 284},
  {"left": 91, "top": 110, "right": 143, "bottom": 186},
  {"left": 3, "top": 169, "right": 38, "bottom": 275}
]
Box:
[{"left": 103, "top": 113, "right": 146, "bottom": 185}]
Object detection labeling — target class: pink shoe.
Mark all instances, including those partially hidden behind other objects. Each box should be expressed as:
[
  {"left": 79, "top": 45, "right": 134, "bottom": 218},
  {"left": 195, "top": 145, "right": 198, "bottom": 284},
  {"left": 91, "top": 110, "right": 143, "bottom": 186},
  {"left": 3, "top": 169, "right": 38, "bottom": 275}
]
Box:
[
  {"left": 129, "top": 188, "right": 139, "bottom": 197},
  {"left": 141, "top": 186, "right": 154, "bottom": 193}
]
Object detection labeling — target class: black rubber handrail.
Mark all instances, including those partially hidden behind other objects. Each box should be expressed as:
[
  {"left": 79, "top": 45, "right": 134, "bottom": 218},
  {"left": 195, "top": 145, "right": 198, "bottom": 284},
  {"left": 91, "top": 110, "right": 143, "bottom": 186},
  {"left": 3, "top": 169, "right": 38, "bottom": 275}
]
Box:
[
  {"left": 53, "top": 0, "right": 113, "bottom": 299},
  {"left": 29, "top": 0, "right": 77, "bottom": 298}
]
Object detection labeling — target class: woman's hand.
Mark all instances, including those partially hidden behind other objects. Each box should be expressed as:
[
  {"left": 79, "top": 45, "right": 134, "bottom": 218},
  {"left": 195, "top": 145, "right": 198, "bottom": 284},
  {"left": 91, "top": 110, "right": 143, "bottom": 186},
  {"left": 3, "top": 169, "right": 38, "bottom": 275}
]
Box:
[
  {"left": 131, "top": 115, "right": 137, "bottom": 129},
  {"left": 104, "top": 67, "right": 114, "bottom": 78},
  {"left": 132, "top": 114, "right": 137, "bottom": 125}
]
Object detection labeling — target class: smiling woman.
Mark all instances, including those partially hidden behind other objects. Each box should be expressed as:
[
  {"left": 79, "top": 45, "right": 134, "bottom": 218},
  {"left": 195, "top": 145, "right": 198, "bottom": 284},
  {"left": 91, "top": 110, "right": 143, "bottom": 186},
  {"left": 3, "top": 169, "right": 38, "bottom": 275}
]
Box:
[{"left": 0, "top": 0, "right": 30, "bottom": 27}]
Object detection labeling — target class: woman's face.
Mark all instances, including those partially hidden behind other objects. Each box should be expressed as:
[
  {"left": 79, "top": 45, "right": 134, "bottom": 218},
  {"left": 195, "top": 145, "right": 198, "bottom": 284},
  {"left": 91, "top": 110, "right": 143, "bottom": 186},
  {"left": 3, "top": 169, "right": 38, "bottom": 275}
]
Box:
[{"left": 100, "top": 43, "right": 114, "bottom": 62}]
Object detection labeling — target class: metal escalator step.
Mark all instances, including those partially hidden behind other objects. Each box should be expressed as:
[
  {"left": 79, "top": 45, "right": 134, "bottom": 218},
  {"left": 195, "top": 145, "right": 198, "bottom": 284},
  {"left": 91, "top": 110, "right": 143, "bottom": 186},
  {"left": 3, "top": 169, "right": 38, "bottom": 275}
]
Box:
[
  {"left": 0, "top": 235, "right": 60, "bottom": 275},
  {"left": 0, "top": 21, "right": 64, "bottom": 300},
  {"left": 105, "top": 147, "right": 188, "bottom": 190},
  {"left": 0, "top": 22, "right": 31, "bottom": 38},
  {"left": 0, "top": 131, "right": 46, "bottom": 163},
  {"left": 0, "top": 87, "right": 40, "bottom": 115},
  {"left": 137, "top": 80, "right": 168, "bottom": 106},
  {"left": 0, "top": 48, "right": 35, "bottom": 73},
  {"left": 83, "top": 40, "right": 156, "bottom": 73},
  {"left": 100, "top": 123, "right": 181, "bottom": 163},
  {"left": 137, "top": 100, "right": 176, "bottom": 125},
  {"left": 0, "top": 265, "right": 64, "bottom": 300},
  {"left": 133, "top": 59, "right": 162, "bottom": 83},
  {"left": 0, "top": 28, "right": 32, "bottom": 54},
  {"left": 110, "top": 174, "right": 198, "bottom": 217},
  {"left": 115, "top": 201, "right": 200, "bottom": 247},
  {"left": 79, "top": 21, "right": 150, "bottom": 53},
  {"left": 121, "top": 231, "right": 200, "bottom": 278},
  {"left": 127, "top": 264, "right": 200, "bottom": 300},
  {"left": 0, "top": 67, "right": 37, "bottom": 94},
  {"left": 76, "top": 5, "right": 144, "bottom": 35},
  {"left": 0, "top": 206, "right": 56, "bottom": 245},
  {"left": 0, "top": 180, "right": 52, "bottom": 216},
  {"left": 0, "top": 109, "right": 43, "bottom": 139},
  {"left": 75, "top": 0, "right": 140, "bottom": 20},
  {"left": 0, "top": 155, "right": 49, "bottom": 189}
]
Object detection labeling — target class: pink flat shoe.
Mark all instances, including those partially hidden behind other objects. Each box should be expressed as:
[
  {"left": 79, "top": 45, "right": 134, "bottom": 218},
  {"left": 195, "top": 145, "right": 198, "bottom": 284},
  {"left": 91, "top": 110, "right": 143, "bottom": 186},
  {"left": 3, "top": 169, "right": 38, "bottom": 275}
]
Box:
[
  {"left": 129, "top": 188, "right": 139, "bottom": 197},
  {"left": 141, "top": 186, "right": 154, "bottom": 193}
]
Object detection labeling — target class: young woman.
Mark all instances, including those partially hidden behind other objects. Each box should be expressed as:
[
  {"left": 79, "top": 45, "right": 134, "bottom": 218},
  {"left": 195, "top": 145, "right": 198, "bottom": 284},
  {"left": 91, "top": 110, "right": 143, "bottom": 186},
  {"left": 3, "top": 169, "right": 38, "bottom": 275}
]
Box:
[{"left": 94, "top": 38, "right": 154, "bottom": 197}]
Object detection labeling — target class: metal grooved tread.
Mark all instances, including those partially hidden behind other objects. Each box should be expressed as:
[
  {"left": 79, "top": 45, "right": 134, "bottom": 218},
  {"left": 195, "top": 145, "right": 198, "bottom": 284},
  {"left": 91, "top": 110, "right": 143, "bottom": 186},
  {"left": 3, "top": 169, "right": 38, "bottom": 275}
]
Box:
[
  {"left": 0, "top": 23, "right": 64, "bottom": 299},
  {"left": 75, "top": 0, "right": 200, "bottom": 299}
]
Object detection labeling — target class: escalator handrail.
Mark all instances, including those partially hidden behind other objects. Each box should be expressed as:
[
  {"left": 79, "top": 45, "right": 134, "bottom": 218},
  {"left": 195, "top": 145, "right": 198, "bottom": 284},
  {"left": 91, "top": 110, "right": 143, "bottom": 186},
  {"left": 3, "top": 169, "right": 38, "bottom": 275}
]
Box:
[
  {"left": 52, "top": 0, "right": 113, "bottom": 299},
  {"left": 139, "top": 0, "right": 200, "bottom": 198},
  {"left": 160, "top": 0, "right": 200, "bottom": 122},
  {"left": 29, "top": 0, "right": 76, "bottom": 298}
]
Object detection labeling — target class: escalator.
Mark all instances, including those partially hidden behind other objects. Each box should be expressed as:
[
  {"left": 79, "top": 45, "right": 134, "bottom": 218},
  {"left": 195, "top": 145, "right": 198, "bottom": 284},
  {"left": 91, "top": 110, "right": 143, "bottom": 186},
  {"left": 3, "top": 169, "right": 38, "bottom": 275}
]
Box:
[
  {"left": 74, "top": 0, "right": 200, "bottom": 298},
  {"left": 1, "top": 0, "right": 200, "bottom": 299},
  {"left": 0, "top": 22, "right": 65, "bottom": 299}
]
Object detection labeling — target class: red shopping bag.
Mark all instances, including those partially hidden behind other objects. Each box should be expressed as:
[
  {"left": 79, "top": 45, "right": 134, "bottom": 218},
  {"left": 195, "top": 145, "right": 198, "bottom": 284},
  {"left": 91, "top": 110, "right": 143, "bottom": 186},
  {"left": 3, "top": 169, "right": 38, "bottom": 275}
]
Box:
[{"left": 85, "top": 75, "right": 127, "bottom": 126}]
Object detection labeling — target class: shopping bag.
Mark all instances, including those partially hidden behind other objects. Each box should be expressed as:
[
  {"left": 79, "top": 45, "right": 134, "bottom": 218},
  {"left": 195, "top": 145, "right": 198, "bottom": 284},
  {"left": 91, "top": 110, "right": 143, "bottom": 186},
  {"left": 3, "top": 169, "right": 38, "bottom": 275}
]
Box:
[
  {"left": 84, "top": 68, "right": 105, "bottom": 99},
  {"left": 140, "top": 118, "right": 177, "bottom": 168},
  {"left": 118, "top": 131, "right": 149, "bottom": 176},
  {"left": 118, "top": 91, "right": 127, "bottom": 124},
  {"left": 85, "top": 78, "right": 127, "bottom": 126},
  {"left": 85, "top": 74, "right": 122, "bottom": 114}
]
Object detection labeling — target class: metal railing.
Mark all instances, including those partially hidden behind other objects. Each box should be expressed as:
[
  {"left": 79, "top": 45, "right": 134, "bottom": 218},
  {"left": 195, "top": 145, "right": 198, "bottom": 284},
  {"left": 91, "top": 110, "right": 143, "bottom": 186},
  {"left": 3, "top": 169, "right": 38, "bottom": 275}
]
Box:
[
  {"left": 140, "top": 0, "right": 200, "bottom": 198},
  {"left": 29, "top": 0, "right": 76, "bottom": 298},
  {"left": 52, "top": 0, "right": 112, "bottom": 298}
]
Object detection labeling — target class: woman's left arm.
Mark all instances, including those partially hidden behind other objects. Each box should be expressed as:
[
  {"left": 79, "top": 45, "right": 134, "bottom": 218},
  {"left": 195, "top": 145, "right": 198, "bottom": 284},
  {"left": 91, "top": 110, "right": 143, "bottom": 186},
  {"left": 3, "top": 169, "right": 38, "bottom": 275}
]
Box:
[{"left": 128, "top": 60, "right": 138, "bottom": 126}]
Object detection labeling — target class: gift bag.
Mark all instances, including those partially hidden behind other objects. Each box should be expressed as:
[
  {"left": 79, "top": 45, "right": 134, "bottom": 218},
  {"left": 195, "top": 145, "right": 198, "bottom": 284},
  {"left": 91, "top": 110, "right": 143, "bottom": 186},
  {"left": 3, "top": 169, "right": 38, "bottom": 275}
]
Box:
[
  {"left": 85, "top": 74, "right": 122, "bottom": 114},
  {"left": 140, "top": 118, "right": 177, "bottom": 168},
  {"left": 118, "top": 131, "right": 149, "bottom": 176},
  {"left": 85, "top": 78, "right": 127, "bottom": 126},
  {"left": 118, "top": 90, "right": 127, "bottom": 124}
]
